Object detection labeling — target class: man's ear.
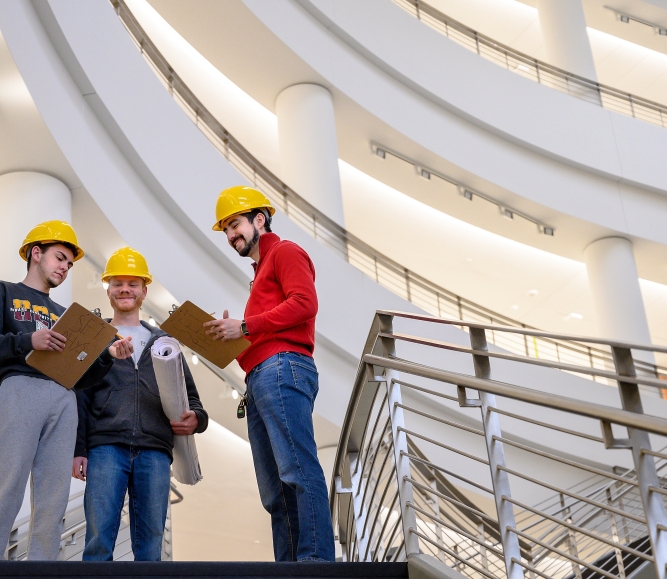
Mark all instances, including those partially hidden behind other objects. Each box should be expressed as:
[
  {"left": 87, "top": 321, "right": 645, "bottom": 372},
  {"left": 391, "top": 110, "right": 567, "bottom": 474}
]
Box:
[
  {"left": 31, "top": 245, "right": 42, "bottom": 264},
  {"left": 255, "top": 211, "right": 266, "bottom": 232}
]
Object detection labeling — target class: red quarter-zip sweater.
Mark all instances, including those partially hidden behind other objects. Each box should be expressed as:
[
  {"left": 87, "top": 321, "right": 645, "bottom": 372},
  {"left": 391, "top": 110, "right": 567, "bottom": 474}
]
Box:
[{"left": 237, "top": 232, "right": 317, "bottom": 374}]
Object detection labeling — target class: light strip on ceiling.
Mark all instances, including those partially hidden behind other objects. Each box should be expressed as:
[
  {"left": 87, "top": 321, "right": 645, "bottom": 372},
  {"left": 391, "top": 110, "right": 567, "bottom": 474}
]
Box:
[{"left": 371, "top": 142, "right": 555, "bottom": 236}]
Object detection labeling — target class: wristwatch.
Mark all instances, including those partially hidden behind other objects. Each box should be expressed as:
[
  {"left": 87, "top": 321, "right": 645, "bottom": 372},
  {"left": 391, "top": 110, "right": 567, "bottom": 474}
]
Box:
[{"left": 240, "top": 320, "right": 249, "bottom": 336}]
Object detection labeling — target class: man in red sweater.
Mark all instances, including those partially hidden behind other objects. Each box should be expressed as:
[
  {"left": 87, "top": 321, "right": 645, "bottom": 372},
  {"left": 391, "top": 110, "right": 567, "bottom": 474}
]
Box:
[{"left": 205, "top": 186, "right": 334, "bottom": 562}]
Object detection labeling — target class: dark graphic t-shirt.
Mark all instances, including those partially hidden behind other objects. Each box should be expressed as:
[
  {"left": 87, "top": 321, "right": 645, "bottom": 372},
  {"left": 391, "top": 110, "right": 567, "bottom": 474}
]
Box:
[{"left": 0, "top": 281, "right": 65, "bottom": 384}]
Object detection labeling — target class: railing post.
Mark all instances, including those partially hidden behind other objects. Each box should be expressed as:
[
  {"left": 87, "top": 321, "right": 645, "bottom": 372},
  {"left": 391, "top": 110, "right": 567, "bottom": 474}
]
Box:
[
  {"left": 560, "top": 492, "right": 583, "bottom": 579},
  {"left": 428, "top": 472, "right": 446, "bottom": 562},
  {"left": 348, "top": 452, "right": 370, "bottom": 560},
  {"left": 379, "top": 314, "right": 420, "bottom": 558},
  {"left": 469, "top": 327, "right": 524, "bottom": 579},
  {"left": 612, "top": 346, "right": 667, "bottom": 579}
]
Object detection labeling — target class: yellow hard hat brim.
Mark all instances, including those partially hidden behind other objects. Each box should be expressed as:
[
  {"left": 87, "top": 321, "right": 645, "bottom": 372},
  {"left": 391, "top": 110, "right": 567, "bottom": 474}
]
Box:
[
  {"left": 102, "top": 272, "right": 153, "bottom": 284},
  {"left": 211, "top": 206, "right": 276, "bottom": 231},
  {"left": 19, "top": 240, "right": 85, "bottom": 262}
]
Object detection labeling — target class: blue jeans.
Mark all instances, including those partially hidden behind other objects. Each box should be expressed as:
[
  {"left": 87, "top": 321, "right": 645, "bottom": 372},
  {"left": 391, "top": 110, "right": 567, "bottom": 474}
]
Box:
[
  {"left": 82, "top": 444, "right": 171, "bottom": 561},
  {"left": 246, "top": 352, "right": 335, "bottom": 562}
]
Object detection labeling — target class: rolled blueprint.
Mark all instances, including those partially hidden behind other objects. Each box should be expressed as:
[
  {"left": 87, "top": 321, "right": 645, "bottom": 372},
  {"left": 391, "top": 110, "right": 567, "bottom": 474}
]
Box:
[{"left": 151, "top": 336, "right": 203, "bottom": 485}]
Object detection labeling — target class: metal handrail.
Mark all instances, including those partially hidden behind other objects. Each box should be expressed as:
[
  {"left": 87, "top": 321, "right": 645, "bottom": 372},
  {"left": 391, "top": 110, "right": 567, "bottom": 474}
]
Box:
[
  {"left": 332, "top": 311, "right": 667, "bottom": 579},
  {"left": 4, "top": 482, "right": 181, "bottom": 560},
  {"left": 394, "top": 0, "right": 667, "bottom": 129},
  {"left": 110, "top": 0, "right": 667, "bottom": 385}
]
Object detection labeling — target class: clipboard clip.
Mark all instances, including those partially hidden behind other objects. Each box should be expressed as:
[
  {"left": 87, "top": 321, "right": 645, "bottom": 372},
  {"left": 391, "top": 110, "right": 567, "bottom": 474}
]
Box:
[
  {"left": 168, "top": 304, "right": 180, "bottom": 316},
  {"left": 91, "top": 308, "right": 102, "bottom": 318}
]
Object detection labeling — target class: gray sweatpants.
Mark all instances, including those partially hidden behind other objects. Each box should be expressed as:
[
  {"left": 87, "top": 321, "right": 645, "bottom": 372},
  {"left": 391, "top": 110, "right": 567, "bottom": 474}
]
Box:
[{"left": 0, "top": 376, "right": 78, "bottom": 560}]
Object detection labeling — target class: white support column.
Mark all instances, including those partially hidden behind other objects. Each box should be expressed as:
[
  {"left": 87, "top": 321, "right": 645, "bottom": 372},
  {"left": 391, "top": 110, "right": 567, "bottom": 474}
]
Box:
[
  {"left": 584, "top": 237, "right": 654, "bottom": 366},
  {"left": 276, "top": 83, "right": 345, "bottom": 228},
  {"left": 536, "top": 0, "right": 597, "bottom": 81},
  {"left": 0, "top": 172, "right": 73, "bottom": 305}
]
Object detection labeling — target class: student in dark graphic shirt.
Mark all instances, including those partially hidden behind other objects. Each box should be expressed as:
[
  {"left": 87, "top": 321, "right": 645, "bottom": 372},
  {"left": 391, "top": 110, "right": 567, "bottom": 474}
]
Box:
[{"left": 0, "top": 221, "right": 133, "bottom": 561}]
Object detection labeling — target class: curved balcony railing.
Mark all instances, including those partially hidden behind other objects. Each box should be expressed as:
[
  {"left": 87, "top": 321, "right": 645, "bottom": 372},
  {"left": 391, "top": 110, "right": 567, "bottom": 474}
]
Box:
[
  {"left": 331, "top": 311, "right": 667, "bottom": 579},
  {"left": 393, "top": 0, "right": 667, "bottom": 129},
  {"left": 111, "top": 0, "right": 667, "bottom": 384},
  {"left": 4, "top": 483, "right": 180, "bottom": 561}
]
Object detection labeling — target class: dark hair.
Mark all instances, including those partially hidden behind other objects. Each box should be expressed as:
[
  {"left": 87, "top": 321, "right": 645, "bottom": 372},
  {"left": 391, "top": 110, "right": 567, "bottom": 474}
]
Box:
[
  {"left": 245, "top": 208, "right": 272, "bottom": 233},
  {"left": 26, "top": 242, "right": 77, "bottom": 271}
]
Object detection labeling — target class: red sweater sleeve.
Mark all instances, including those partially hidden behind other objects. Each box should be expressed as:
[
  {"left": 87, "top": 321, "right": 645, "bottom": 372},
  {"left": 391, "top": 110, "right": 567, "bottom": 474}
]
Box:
[{"left": 244, "top": 244, "right": 318, "bottom": 335}]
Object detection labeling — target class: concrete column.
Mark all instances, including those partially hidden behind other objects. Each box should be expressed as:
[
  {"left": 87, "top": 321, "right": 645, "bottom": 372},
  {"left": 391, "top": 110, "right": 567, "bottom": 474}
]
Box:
[
  {"left": 536, "top": 0, "right": 598, "bottom": 81},
  {"left": 276, "top": 84, "right": 345, "bottom": 228},
  {"left": 0, "top": 172, "right": 73, "bottom": 305},
  {"left": 584, "top": 237, "right": 654, "bottom": 365}
]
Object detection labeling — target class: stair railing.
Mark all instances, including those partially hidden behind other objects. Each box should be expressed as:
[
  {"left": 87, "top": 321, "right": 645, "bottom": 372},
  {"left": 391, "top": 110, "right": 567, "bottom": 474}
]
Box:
[
  {"left": 393, "top": 0, "right": 667, "bottom": 129},
  {"left": 331, "top": 311, "right": 667, "bottom": 579},
  {"left": 110, "top": 0, "right": 667, "bottom": 385},
  {"left": 3, "top": 482, "right": 180, "bottom": 561}
]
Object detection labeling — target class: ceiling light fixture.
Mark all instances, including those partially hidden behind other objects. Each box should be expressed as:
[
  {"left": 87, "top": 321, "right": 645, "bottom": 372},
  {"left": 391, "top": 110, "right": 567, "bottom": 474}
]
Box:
[
  {"left": 148, "top": 317, "right": 156, "bottom": 327},
  {"left": 370, "top": 141, "right": 554, "bottom": 236},
  {"left": 102, "top": 282, "right": 109, "bottom": 290},
  {"left": 232, "top": 389, "right": 239, "bottom": 400},
  {"left": 565, "top": 312, "right": 584, "bottom": 321},
  {"left": 605, "top": 6, "right": 667, "bottom": 36},
  {"left": 191, "top": 354, "right": 199, "bottom": 365}
]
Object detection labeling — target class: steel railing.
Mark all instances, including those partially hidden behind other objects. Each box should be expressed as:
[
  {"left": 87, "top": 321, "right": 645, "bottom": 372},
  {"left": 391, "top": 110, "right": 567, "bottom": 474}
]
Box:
[
  {"left": 331, "top": 311, "right": 667, "bottom": 579},
  {"left": 111, "top": 1, "right": 667, "bottom": 385},
  {"left": 3, "top": 482, "right": 181, "bottom": 561},
  {"left": 393, "top": 0, "right": 667, "bottom": 129}
]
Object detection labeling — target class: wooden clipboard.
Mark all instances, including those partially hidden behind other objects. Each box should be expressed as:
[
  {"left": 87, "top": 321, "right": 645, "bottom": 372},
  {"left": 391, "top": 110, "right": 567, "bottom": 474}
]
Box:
[
  {"left": 26, "top": 302, "right": 118, "bottom": 390},
  {"left": 160, "top": 301, "right": 250, "bottom": 369}
]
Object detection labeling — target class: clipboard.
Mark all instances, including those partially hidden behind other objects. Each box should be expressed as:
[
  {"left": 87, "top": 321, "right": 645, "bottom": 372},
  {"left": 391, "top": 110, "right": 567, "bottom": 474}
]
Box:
[
  {"left": 26, "top": 302, "right": 118, "bottom": 390},
  {"left": 159, "top": 301, "right": 250, "bottom": 369}
]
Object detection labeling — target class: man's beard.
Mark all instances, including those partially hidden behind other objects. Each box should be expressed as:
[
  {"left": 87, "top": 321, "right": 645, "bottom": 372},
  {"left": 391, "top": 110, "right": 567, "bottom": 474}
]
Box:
[
  {"left": 234, "top": 226, "right": 260, "bottom": 257},
  {"left": 112, "top": 295, "right": 143, "bottom": 312}
]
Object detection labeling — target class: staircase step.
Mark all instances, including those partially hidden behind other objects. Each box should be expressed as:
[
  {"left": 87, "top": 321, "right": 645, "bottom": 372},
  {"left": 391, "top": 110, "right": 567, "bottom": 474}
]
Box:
[{"left": 0, "top": 561, "right": 409, "bottom": 579}]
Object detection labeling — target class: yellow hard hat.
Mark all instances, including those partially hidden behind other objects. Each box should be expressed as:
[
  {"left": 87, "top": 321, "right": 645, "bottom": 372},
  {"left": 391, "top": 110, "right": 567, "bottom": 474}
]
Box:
[
  {"left": 102, "top": 247, "right": 153, "bottom": 284},
  {"left": 19, "top": 220, "right": 84, "bottom": 262},
  {"left": 212, "top": 185, "right": 275, "bottom": 231}
]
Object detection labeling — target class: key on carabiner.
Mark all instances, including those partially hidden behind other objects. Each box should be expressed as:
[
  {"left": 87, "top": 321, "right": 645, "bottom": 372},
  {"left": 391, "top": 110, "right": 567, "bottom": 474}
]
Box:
[{"left": 237, "top": 394, "right": 248, "bottom": 419}]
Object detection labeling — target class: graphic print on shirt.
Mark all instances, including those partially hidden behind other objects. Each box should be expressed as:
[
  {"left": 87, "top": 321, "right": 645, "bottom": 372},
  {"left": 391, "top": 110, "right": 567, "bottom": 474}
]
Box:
[{"left": 10, "top": 299, "right": 59, "bottom": 328}]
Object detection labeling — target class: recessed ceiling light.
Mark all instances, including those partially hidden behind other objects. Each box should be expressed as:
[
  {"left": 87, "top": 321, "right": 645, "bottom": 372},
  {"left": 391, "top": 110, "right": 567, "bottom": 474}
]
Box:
[
  {"left": 376, "top": 148, "right": 386, "bottom": 159},
  {"left": 527, "top": 289, "right": 539, "bottom": 297},
  {"left": 510, "top": 304, "right": 519, "bottom": 310},
  {"left": 463, "top": 190, "right": 473, "bottom": 201},
  {"left": 620, "top": 14, "right": 630, "bottom": 23},
  {"left": 502, "top": 208, "right": 514, "bottom": 220},
  {"left": 543, "top": 227, "right": 554, "bottom": 236},
  {"left": 420, "top": 168, "right": 431, "bottom": 180},
  {"left": 564, "top": 312, "right": 584, "bottom": 321}
]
